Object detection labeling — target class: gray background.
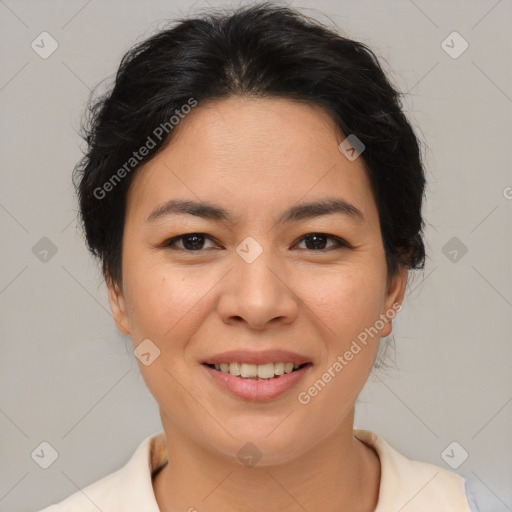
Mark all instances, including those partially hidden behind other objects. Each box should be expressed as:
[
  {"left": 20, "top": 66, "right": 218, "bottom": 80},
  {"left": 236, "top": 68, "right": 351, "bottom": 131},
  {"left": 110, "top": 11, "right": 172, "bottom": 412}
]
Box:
[{"left": 0, "top": 0, "right": 511, "bottom": 510}]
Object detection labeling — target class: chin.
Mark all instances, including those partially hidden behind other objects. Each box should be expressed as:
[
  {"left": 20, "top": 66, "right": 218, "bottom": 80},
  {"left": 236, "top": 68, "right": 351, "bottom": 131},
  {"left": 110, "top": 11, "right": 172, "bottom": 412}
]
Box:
[{"left": 204, "top": 422, "right": 317, "bottom": 468}]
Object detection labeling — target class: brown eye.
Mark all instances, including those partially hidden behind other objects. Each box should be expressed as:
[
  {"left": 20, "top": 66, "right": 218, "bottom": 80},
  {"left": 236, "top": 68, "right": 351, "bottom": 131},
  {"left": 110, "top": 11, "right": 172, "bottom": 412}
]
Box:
[
  {"left": 295, "top": 233, "right": 349, "bottom": 251},
  {"left": 163, "top": 233, "right": 217, "bottom": 251}
]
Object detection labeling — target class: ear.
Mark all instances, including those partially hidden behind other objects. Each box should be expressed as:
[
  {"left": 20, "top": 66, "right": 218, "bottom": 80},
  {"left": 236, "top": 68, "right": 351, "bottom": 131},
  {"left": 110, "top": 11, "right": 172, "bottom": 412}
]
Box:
[
  {"left": 380, "top": 266, "right": 408, "bottom": 337},
  {"left": 106, "top": 278, "right": 131, "bottom": 335}
]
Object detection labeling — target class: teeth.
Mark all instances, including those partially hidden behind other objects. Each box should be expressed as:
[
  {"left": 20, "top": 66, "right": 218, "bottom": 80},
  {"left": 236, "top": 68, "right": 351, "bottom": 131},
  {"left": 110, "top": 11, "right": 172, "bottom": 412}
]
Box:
[
  {"left": 228, "top": 362, "right": 241, "bottom": 375},
  {"left": 257, "top": 363, "right": 275, "bottom": 379},
  {"left": 210, "top": 362, "right": 304, "bottom": 379},
  {"left": 240, "top": 363, "right": 257, "bottom": 377},
  {"left": 274, "top": 362, "right": 285, "bottom": 375}
]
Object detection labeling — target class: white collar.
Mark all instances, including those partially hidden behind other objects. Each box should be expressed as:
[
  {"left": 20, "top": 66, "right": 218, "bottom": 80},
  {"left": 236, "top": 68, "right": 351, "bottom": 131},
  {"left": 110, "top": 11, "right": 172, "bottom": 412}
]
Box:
[{"left": 43, "top": 429, "right": 470, "bottom": 511}]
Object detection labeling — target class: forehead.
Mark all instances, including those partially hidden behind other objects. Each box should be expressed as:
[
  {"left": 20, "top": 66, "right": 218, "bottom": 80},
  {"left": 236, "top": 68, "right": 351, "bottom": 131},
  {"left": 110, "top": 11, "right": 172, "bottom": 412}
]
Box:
[{"left": 125, "top": 96, "right": 377, "bottom": 225}]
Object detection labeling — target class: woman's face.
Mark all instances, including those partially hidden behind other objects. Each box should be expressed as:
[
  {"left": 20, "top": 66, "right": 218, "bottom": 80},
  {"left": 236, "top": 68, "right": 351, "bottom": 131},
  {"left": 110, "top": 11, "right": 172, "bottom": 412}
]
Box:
[{"left": 108, "top": 96, "right": 406, "bottom": 465}]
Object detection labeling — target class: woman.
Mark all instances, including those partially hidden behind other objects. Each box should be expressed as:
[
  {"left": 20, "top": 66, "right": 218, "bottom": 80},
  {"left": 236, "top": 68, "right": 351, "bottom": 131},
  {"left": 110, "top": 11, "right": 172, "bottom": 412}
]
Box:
[{"left": 38, "top": 3, "right": 480, "bottom": 511}]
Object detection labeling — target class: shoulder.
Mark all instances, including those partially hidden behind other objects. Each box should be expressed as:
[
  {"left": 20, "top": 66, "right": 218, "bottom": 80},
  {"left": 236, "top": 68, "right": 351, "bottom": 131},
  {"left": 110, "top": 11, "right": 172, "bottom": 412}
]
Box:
[
  {"left": 464, "top": 477, "right": 485, "bottom": 512},
  {"left": 354, "top": 429, "right": 473, "bottom": 512},
  {"left": 35, "top": 468, "right": 125, "bottom": 512},
  {"left": 35, "top": 431, "right": 165, "bottom": 512}
]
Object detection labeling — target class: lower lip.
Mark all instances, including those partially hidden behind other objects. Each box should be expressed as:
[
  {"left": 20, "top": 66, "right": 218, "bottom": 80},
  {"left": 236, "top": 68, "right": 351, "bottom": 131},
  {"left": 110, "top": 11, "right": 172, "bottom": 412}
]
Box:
[{"left": 202, "top": 364, "right": 311, "bottom": 401}]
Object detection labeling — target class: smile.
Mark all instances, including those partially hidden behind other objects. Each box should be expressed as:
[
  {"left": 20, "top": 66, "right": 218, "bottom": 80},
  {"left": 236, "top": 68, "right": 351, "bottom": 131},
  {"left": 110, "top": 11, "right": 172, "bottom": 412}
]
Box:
[
  {"left": 205, "top": 362, "right": 309, "bottom": 380},
  {"left": 202, "top": 361, "right": 312, "bottom": 401}
]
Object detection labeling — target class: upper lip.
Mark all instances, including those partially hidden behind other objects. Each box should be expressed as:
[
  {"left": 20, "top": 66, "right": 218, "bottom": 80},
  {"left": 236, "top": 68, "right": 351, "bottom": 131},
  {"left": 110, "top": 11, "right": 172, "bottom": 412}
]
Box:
[{"left": 202, "top": 349, "right": 312, "bottom": 366}]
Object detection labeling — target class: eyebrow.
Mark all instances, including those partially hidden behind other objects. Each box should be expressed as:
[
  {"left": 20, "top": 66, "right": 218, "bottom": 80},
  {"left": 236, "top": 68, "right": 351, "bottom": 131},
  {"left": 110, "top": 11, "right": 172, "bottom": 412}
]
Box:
[{"left": 145, "top": 197, "right": 364, "bottom": 225}]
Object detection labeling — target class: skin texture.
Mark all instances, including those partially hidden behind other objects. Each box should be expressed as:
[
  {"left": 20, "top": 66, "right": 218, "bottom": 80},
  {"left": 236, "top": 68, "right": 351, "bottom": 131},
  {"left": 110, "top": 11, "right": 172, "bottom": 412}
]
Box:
[{"left": 107, "top": 96, "right": 407, "bottom": 512}]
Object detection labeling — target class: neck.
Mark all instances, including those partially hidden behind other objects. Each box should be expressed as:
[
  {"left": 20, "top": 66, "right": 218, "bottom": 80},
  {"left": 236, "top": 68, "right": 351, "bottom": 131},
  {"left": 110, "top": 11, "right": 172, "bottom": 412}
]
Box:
[{"left": 153, "top": 409, "right": 381, "bottom": 512}]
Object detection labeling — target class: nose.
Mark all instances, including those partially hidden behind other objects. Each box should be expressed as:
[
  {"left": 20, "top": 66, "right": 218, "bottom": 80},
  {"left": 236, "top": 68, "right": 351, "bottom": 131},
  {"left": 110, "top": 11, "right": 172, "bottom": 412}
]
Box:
[{"left": 216, "top": 247, "right": 299, "bottom": 330}]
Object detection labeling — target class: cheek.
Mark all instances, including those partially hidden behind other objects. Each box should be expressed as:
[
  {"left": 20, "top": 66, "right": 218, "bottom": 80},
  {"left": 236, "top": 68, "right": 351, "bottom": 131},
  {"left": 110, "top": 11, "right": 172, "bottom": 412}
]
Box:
[
  {"left": 123, "top": 267, "right": 213, "bottom": 422},
  {"left": 123, "top": 262, "right": 211, "bottom": 346},
  {"left": 298, "top": 262, "right": 387, "bottom": 342},
  {"left": 293, "top": 264, "right": 386, "bottom": 424}
]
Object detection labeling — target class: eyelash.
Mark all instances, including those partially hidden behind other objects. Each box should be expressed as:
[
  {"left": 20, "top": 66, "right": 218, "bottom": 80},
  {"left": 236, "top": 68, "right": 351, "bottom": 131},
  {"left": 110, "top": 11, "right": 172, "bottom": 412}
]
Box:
[{"left": 161, "top": 233, "right": 351, "bottom": 252}]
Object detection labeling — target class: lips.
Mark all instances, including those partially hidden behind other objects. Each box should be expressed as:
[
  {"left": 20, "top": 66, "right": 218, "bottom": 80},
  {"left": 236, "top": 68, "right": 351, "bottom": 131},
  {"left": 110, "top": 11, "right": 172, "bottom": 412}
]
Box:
[
  {"left": 201, "top": 349, "right": 311, "bottom": 367},
  {"left": 201, "top": 350, "right": 312, "bottom": 401}
]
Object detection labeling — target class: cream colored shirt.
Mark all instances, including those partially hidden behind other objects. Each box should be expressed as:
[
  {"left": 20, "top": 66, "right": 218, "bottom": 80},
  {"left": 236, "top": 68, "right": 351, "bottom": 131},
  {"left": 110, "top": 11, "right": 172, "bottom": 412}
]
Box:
[{"left": 37, "top": 429, "right": 477, "bottom": 511}]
